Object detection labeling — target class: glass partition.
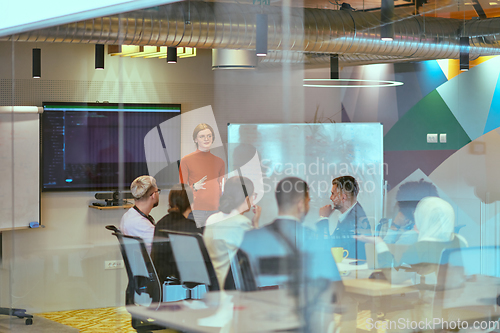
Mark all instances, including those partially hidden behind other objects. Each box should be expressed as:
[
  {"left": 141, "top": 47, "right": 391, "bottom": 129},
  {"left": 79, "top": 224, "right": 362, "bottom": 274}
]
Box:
[{"left": 2, "top": 0, "right": 500, "bottom": 331}]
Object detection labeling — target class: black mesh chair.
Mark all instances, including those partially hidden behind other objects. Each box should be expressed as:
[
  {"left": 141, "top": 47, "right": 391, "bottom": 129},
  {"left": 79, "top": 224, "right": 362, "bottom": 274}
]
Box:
[
  {"left": 161, "top": 230, "right": 220, "bottom": 298},
  {"left": 105, "top": 225, "right": 165, "bottom": 332},
  {"left": 228, "top": 249, "right": 258, "bottom": 291}
]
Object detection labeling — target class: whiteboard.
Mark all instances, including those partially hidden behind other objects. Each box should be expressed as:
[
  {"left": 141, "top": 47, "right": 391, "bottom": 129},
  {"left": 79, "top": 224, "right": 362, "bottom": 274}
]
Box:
[
  {"left": 0, "top": 107, "right": 41, "bottom": 230},
  {"left": 227, "top": 123, "right": 384, "bottom": 228}
]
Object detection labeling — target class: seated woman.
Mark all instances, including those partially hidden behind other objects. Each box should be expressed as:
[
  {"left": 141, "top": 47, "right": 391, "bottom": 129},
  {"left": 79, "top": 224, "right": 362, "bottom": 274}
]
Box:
[
  {"left": 376, "top": 196, "right": 467, "bottom": 270},
  {"left": 203, "top": 176, "right": 261, "bottom": 288},
  {"left": 359, "top": 196, "right": 468, "bottom": 332},
  {"left": 383, "top": 179, "right": 439, "bottom": 245},
  {"left": 151, "top": 183, "right": 201, "bottom": 285}
]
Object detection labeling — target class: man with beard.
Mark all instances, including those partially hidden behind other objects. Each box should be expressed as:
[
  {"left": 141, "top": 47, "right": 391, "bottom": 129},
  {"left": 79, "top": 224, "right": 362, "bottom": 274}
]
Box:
[
  {"left": 317, "top": 175, "right": 371, "bottom": 260},
  {"left": 119, "top": 175, "right": 160, "bottom": 254}
]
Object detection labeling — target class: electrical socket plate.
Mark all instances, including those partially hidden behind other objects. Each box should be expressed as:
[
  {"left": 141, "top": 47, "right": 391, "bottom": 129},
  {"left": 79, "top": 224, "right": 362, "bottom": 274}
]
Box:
[
  {"left": 105, "top": 260, "right": 124, "bottom": 270},
  {"left": 427, "top": 133, "right": 438, "bottom": 143},
  {"left": 440, "top": 133, "right": 447, "bottom": 143}
]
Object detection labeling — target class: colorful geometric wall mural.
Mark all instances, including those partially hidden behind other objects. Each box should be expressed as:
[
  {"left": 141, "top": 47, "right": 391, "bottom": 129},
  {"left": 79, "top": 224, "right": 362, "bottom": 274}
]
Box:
[
  {"left": 429, "top": 128, "right": 500, "bottom": 247},
  {"left": 342, "top": 56, "right": 500, "bottom": 189},
  {"left": 342, "top": 56, "right": 500, "bottom": 247},
  {"left": 384, "top": 90, "right": 471, "bottom": 152}
]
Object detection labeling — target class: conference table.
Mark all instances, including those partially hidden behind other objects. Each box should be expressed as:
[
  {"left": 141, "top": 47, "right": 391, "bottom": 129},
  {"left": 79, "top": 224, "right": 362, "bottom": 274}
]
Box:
[
  {"left": 337, "top": 258, "right": 420, "bottom": 332},
  {"left": 127, "top": 259, "right": 420, "bottom": 332},
  {"left": 339, "top": 259, "right": 417, "bottom": 296},
  {"left": 337, "top": 260, "right": 500, "bottom": 331},
  {"left": 128, "top": 289, "right": 301, "bottom": 333}
]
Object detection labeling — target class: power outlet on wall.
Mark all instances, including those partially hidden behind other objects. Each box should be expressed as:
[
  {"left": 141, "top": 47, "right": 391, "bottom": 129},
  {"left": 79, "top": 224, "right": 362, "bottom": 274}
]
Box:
[
  {"left": 105, "top": 260, "right": 124, "bottom": 270},
  {"left": 440, "top": 133, "right": 447, "bottom": 143},
  {"left": 427, "top": 133, "right": 438, "bottom": 143}
]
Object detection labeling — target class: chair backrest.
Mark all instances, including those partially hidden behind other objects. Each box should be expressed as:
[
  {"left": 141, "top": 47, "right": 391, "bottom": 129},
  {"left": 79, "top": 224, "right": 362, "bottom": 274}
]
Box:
[
  {"left": 108, "top": 227, "right": 162, "bottom": 310},
  {"left": 442, "top": 246, "right": 500, "bottom": 277},
  {"left": 163, "top": 231, "right": 220, "bottom": 291},
  {"left": 229, "top": 249, "right": 258, "bottom": 291},
  {"left": 437, "top": 246, "right": 500, "bottom": 290},
  {"left": 434, "top": 246, "right": 500, "bottom": 316}
]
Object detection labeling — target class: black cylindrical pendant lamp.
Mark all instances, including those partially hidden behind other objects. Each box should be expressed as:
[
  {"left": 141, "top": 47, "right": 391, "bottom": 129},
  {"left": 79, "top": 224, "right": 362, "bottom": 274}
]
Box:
[
  {"left": 256, "top": 14, "right": 268, "bottom": 57},
  {"left": 167, "top": 47, "right": 177, "bottom": 63},
  {"left": 330, "top": 54, "right": 339, "bottom": 80},
  {"left": 32, "top": 48, "right": 41, "bottom": 78},
  {"left": 95, "top": 44, "right": 105, "bottom": 69},
  {"left": 460, "top": 37, "right": 470, "bottom": 71},
  {"left": 380, "top": 0, "right": 394, "bottom": 41}
]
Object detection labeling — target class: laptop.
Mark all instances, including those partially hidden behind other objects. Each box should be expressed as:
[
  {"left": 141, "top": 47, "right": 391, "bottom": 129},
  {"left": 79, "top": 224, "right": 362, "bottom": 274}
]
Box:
[{"left": 365, "top": 243, "right": 411, "bottom": 269}]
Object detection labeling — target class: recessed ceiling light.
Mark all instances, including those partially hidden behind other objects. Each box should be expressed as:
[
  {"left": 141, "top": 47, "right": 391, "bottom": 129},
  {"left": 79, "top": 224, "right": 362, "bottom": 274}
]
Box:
[
  {"left": 464, "top": 2, "right": 473, "bottom": 5},
  {"left": 490, "top": 2, "right": 498, "bottom": 5}
]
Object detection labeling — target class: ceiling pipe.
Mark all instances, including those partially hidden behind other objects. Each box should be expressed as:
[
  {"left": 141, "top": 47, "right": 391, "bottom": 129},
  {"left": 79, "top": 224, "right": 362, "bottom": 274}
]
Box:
[
  {"left": 2, "top": 2, "right": 500, "bottom": 60},
  {"left": 259, "top": 50, "right": 466, "bottom": 67}
]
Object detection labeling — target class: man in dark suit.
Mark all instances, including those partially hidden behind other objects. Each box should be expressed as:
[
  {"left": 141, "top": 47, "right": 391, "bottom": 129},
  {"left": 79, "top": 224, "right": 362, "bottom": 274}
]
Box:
[
  {"left": 240, "top": 177, "right": 342, "bottom": 332},
  {"left": 317, "top": 176, "right": 371, "bottom": 260}
]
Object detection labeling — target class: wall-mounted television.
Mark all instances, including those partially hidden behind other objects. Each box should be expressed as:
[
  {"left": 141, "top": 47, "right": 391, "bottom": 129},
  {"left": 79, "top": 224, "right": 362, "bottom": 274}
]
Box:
[{"left": 41, "top": 102, "right": 181, "bottom": 192}]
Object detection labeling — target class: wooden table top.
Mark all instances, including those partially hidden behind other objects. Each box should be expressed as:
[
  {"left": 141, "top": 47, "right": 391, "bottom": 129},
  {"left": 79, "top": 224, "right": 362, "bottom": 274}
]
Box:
[{"left": 343, "top": 278, "right": 417, "bottom": 297}]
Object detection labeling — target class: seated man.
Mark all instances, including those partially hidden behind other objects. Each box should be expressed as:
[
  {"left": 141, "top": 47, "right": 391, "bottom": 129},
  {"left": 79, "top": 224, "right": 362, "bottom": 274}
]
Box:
[
  {"left": 317, "top": 176, "right": 371, "bottom": 260},
  {"left": 240, "top": 177, "right": 342, "bottom": 333},
  {"left": 119, "top": 175, "right": 160, "bottom": 254}
]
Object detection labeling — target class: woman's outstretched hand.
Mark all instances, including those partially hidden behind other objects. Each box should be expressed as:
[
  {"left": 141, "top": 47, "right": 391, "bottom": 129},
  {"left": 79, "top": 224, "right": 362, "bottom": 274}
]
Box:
[
  {"left": 193, "top": 175, "right": 207, "bottom": 191},
  {"left": 355, "top": 235, "right": 384, "bottom": 244}
]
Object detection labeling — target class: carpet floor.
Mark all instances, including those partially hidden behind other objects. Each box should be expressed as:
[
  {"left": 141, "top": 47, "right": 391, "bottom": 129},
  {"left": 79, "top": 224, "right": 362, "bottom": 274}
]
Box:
[
  {"left": 37, "top": 307, "right": 138, "bottom": 333},
  {"left": 33, "top": 306, "right": 384, "bottom": 333},
  {"left": 0, "top": 314, "right": 78, "bottom": 333}
]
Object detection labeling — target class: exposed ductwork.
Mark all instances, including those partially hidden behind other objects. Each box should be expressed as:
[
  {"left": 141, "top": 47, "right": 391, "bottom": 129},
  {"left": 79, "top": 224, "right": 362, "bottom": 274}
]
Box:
[
  {"left": 259, "top": 50, "right": 480, "bottom": 67},
  {"left": 3, "top": 1, "right": 500, "bottom": 63}
]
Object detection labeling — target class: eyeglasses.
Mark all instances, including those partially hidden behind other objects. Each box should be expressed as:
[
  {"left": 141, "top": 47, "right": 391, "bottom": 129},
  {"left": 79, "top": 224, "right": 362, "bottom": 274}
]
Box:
[{"left": 150, "top": 189, "right": 161, "bottom": 196}]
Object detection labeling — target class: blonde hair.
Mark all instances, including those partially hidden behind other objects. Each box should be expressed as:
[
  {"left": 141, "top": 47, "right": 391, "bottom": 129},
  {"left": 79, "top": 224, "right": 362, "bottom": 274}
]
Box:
[
  {"left": 193, "top": 123, "right": 215, "bottom": 146},
  {"left": 131, "top": 176, "right": 157, "bottom": 200}
]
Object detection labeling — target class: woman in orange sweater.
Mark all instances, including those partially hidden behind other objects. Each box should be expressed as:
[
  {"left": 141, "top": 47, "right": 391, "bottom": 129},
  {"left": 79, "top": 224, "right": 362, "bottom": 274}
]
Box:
[{"left": 179, "top": 123, "right": 225, "bottom": 229}]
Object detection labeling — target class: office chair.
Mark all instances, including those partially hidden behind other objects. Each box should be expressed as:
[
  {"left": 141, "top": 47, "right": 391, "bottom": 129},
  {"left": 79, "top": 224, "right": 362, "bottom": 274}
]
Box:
[
  {"left": 433, "top": 246, "right": 500, "bottom": 330},
  {"left": 0, "top": 307, "right": 33, "bottom": 325},
  {"left": 105, "top": 225, "right": 165, "bottom": 333},
  {"left": 228, "top": 249, "right": 258, "bottom": 291},
  {"left": 162, "top": 231, "right": 220, "bottom": 299}
]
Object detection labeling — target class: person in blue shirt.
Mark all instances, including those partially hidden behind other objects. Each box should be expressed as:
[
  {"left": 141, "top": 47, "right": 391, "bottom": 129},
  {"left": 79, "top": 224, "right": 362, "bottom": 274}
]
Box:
[{"left": 240, "top": 177, "right": 342, "bottom": 333}]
